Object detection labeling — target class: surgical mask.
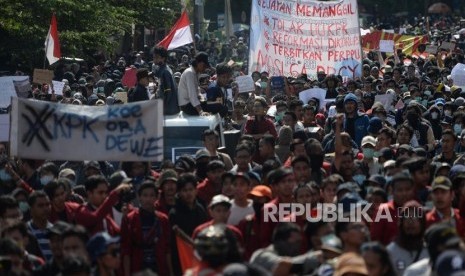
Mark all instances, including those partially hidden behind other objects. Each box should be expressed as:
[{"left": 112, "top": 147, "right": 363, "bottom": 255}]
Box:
[
  {"left": 363, "top": 148, "right": 375, "bottom": 159},
  {"left": 353, "top": 174, "right": 366, "bottom": 185},
  {"left": 385, "top": 175, "right": 392, "bottom": 184},
  {"left": 0, "top": 169, "right": 12, "bottom": 181},
  {"left": 40, "top": 175, "right": 54, "bottom": 186},
  {"left": 19, "top": 202, "right": 29, "bottom": 213},
  {"left": 445, "top": 110, "right": 452, "bottom": 116},
  {"left": 424, "top": 91, "right": 432, "bottom": 97},
  {"left": 415, "top": 97, "right": 422, "bottom": 102},
  {"left": 431, "top": 112, "right": 439, "bottom": 120},
  {"left": 275, "top": 111, "right": 285, "bottom": 122},
  {"left": 454, "top": 124, "right": 462, "bottom": 135},
  {"left": 260, "top": 81, "right": 268, "bottom": 89}
]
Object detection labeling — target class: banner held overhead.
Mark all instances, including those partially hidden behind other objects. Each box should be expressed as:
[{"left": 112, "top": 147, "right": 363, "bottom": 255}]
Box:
[
  {"left": 10, "top": 98, "right": 163, "bottom": 161},
  {"left": 249, "top": 0, "right": 362, "bottom": 79}
]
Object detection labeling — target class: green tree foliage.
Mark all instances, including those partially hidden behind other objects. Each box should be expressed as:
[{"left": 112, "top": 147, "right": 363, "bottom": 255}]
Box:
[{"left": 0, "top": 0, "right": 181, "bottom": 71}]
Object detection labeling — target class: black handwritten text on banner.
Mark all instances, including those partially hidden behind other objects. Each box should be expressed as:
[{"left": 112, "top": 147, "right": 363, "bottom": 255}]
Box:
[
  {"left": 249, "top": 0, "right": 362, "bottom": 79},
  {"left": 10, "top": 98, "right": 163, "bottom": 161}
]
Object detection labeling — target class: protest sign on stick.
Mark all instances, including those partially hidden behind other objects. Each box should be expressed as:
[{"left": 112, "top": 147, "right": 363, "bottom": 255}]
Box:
[{"left": 33, "top": 69, "right": 54, "bottom": 84}]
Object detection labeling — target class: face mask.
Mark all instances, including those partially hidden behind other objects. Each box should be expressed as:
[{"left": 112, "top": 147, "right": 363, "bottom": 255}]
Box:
[
  {"left": 275, "top": 111, "right": 285, "bottom": 122},
  {"left": 445, "top": 110, "right": 452, "bottom": 116},
  {"left": 454, "top": 124, "right": 462, "bottom": 135},
  {"left": 19, "top": 202, "right": 29, "bottom": 213},
  {"left": 424, "top": 91, "right": 432, "bottom": 97},
  {"left": 40, "top": 175, "right": 54, "bottom": 186},
  {"left": 260, "top": 81, "right": 268, "bottom": 89},
  {"left": 353, "top": 174, "right": 366, "bottom": 185},
  {"left": 415, "top": 97, "right": 422, "bottom": 102},
  {"left": 363, "top": 148, "right": 375, "bottom": 159},
  {"left": 431, "top": 112, "right": 439, "bottom": 120},
  {"left": 385, "top": 175, "right": 392, "bottom": 185},
  {"left": 421, "top": 100, "right": 428, "bottom": 107},
  {"left": 0, "top": 169, "right": 12, "bottom": 181}
]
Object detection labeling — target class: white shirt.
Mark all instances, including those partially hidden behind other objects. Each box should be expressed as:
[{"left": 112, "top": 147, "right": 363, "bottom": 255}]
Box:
[
  {"left": 177, "top": 66, "right": 200, "bottom": 107},
  {"left": 228, "top": 199, "right": 254, "bottom": 226}
]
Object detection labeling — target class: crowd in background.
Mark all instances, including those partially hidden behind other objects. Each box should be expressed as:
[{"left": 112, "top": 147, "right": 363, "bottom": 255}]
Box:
[{"left": 2, "top": 13, "right": 465, "bottom": 276}]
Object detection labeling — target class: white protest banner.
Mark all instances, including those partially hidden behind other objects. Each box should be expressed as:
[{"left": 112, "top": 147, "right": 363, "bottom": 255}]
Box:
[
  {"left": 10, "top": 98, "right": 163, "bottom": 161},
  {"left": 33, "top": 69, "right": 54, "bottom": 84},
  {"left": 236, "top": 75, "right": 255, "bottom": 93},
  {"left": 48, "top": 81, "right": 65, "bottom": 95},
  {"left": 249, "top": 0, "right": 362, "bottom": 79},
  {"left": 299, "top": 88, "right": 326, "bottom": 111},
  {"left": 379, "top": 40, "right": 395, "bottom": 53},
  {"left": 13, "top": 78, "right": 31, "bottom": 98},
  {"left": 0, "top": 114, "right": 9, "bottom": 142},
  {"left": 375, "top": 94, "right": 395, "bottom": 112},
  {"left": 0, "top": 76, "right": 29, "bottom": 107},
  {"left": 451, "top": 63, "right": 465, "bottom": 89}
]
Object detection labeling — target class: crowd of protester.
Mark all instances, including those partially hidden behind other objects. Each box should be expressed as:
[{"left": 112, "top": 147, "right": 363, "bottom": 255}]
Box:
[{"left": 2, "top": 13, "right": 465, "bottom": 276}]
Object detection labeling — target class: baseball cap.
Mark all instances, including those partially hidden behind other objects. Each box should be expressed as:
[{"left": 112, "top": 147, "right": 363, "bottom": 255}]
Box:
[
  {"left": 425, "top": 223, "right": 461, "bottom": 255},
  {"left": 364, "top": 174, "right": 386, "bottom": 187},
  {"left": 449, "top": 165, "right": 465, "bottom": 181},
  {"left": 249, "top": 185, "right": 272, "bottom": 200},
  {"left": 86, "top": 232, "right": 120, "bottom": 262},
  {"left": 83, "top": 160, "right": 101, "bottom": 171},
  {"left": 334, "top": 252, "right": 368, "bottom": 276},
  {"left": 209, "top": 194, "right": 232, "bottom": 208},
  {"left": 321, "top": 234, "right": 343, "bottom": 255},
  {"left": 157, "top": 169, "right": 178, "bottom": 188},
  {"left": 174, "top": 155, "right": 196, "bottom": 172},
  {"left": 435, "top": 250, "right": 465, "bottom": 276},
  {"left": 59, "top": 168, "right": 76, "bottom": 179},
  {"left": 195, "top": 149, "right": 210, "bottom": 160},
  {"left": 432, "top": 176, "right": 452, "bottom": 191},
  {"left": 361, "top": 136, "right": 376, "bottom": 147}
]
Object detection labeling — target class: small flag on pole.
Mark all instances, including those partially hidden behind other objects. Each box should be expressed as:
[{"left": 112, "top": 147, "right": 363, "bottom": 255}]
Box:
[
  {"left": 45, "top": 13, "right": 61, "bottom": 65},
  {"left": 173, "top": 225, "right": 199, "bottom": 272},
  {"left": 157, "top": 11, "right": 193, "bottom": 50}
]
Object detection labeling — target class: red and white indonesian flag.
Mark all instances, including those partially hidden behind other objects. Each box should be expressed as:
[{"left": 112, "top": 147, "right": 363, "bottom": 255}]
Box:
[
  {"left": 157, "top": 11, "right": 193, "bottom": 50},
  {"left": 45, "top": 14, "right": 61, "bottom": 65}
]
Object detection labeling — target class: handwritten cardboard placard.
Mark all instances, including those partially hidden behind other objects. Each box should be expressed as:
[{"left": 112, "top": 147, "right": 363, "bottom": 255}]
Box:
[
  {"left": 379, "top": 40, "right": 395, "bottom": 53},
  {"left": 299, "top": 88, "right": 326, "bottom": 111},
  {"left": 440, "top": 41, "right": 456, "bottom": 52},
  {"left": 236, "top": 75, "right": 255, "bottom": 93},
  {"left": 48, "top": 81, "right": 65, "bottom": 95},
  {"left": 10, "top": 98, "right": 163, "bottom": 161},
  {"left": 425, "top": 45, "right": 438, "bottom": 54},
  {"left": 114, "top": 92, "right": 128, "bottom": 103},
  {"left": 0, "top": 76, "right": 29, "bottom": 107},
  {"left": 375, "top": 94, "right": 395, "bottom": 112},
  {"left": 33, "top": 69, "right": 54, "bottom": 84}
]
